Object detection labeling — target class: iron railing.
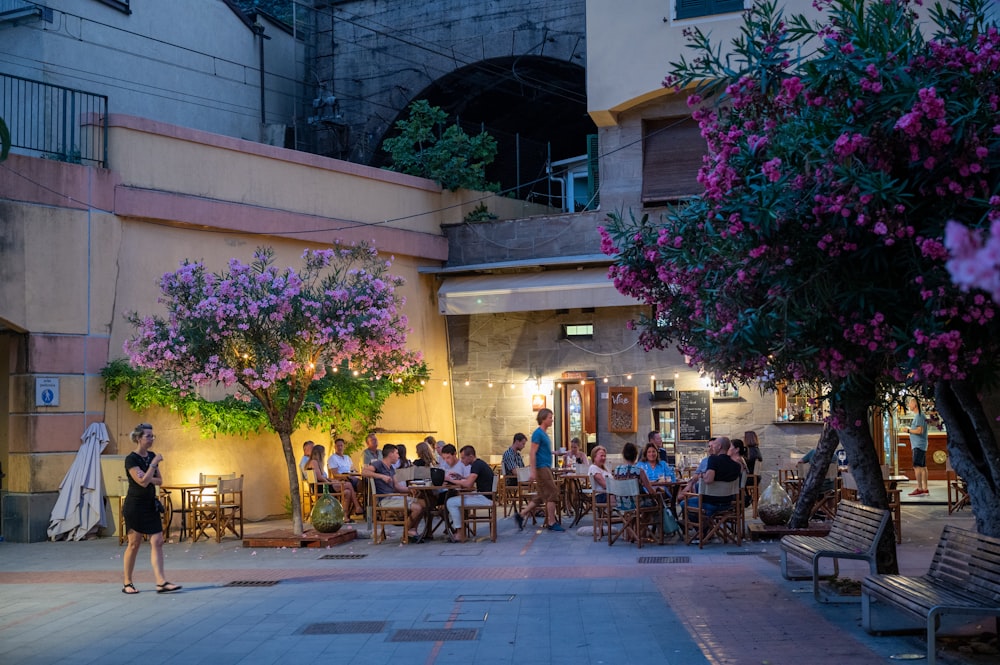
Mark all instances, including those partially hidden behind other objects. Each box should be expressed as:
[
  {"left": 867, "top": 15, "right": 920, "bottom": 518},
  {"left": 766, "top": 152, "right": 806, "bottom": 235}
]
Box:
[{"left": 0, "top": 72, "right": 108, "bottom": 167}]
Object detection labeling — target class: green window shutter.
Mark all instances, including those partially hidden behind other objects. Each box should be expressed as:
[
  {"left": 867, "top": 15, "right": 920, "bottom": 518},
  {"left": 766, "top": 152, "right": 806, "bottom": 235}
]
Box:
[
  {"left": 676, "top": 0, "right": 744, "bottom": 21},
  {"left": 586, "top": 133, "right": 600, "bottom": 211}
]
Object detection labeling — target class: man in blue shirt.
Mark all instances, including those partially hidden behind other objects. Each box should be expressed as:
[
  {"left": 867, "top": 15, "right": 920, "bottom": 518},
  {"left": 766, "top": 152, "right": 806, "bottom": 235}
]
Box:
[
  {"left": 903, "top": 396, "right": 929, "bottom": 496},
  {"left": 514, "top": 408, "right": 563, "bottom": 532}
]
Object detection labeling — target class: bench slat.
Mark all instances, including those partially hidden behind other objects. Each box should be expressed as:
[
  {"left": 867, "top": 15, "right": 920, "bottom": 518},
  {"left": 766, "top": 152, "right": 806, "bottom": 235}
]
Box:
[{"left": 862, "top": 525, "right": 1000, "bottom": 665}]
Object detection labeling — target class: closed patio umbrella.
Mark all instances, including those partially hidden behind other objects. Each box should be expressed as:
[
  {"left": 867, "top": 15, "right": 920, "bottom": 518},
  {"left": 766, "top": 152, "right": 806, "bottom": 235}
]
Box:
[{"left": 47, "top": 422, "right": 110, "bottom": 541}]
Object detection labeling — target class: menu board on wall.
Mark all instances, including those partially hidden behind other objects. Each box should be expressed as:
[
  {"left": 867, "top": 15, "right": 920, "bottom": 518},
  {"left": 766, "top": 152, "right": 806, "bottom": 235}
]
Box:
[
  {"left": 678, "top": 390, "right": 712, "bottom": 442},
  {"left": 608, "top": 386, "right": 638, "bottom": 433}
]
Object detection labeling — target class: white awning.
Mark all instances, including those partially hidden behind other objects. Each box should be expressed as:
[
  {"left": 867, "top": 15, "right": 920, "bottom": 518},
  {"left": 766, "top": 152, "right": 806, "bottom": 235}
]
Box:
[{"left": 436, "top": 268, "right": 640, "bottom": 315}]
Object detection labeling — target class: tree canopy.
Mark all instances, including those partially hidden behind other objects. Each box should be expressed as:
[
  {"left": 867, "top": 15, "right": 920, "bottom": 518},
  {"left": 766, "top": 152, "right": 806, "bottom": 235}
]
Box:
[
  {"left": 601, "top": 0, "right": 1000, "bottom": 538},
  {"left": 113, "top": 244, "right": 424, "bottom": 534},
  {"left": 382, "top": 100, "right": 499, "bottom": 192}
]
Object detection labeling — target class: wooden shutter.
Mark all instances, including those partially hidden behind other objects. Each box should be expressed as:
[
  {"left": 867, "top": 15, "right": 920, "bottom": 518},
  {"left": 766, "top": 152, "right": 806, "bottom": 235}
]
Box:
[{"left": 641, "top": 116, "right": 706, "bottom": 204}]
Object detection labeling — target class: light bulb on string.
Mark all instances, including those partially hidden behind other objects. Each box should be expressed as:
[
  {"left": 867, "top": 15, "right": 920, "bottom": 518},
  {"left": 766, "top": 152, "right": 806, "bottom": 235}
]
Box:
[{"left": 626, "top": 374, "right": 632, "bottom": 381}]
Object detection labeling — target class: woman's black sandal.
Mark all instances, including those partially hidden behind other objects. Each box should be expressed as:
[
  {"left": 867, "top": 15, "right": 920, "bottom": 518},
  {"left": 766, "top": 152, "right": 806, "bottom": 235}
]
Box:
[
  {"left": 122, "top": 583, "right": 139, "bottom": 595},
  {"left": 156, "top": 582, "right": 182, "bottom": 593}
]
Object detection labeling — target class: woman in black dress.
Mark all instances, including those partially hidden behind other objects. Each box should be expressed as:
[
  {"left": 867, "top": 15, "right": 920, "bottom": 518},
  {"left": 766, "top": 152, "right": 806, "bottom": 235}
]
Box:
[{"left": 122, "top": 423, "right": 181, "bottom": 594}]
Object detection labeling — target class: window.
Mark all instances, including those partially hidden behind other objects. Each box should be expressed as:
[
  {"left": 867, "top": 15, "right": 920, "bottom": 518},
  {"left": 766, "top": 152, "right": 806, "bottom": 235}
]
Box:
[
  {"left": 675, "top": 0, "right": 745, "bottom": 21},
  {"left": 642, "top": 116, "right": 707, "bottom": 205},
  {"left": 95, "top": 0, "right": 131, "bottom": 14},
  {"left": 562, "top": 324, "right": 594, "bottom": 339}
]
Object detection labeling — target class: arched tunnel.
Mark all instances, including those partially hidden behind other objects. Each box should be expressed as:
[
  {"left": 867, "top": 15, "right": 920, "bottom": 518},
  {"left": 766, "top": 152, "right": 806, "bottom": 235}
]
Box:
[{"left": 373, "top": 55, "right": 594, "bottom": 206}]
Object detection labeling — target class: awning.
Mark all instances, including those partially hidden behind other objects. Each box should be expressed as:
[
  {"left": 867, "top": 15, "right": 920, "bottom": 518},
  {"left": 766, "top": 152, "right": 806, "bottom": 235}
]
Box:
[{"left": 436, "top": 267, "right": 640, "bottom": 315}]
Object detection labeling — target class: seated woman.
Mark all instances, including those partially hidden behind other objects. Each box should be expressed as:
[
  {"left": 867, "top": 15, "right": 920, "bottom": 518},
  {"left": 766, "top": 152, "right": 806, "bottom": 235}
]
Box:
[
  {"left": 413, "top": 441, "right": 437, "bottom": 467},
  {"left": 588, "top": 445, "right": 612, "bottom": 504},
  {"left": 307, "top": 444, "right": 363, "bottom": 521},
  {"left": 636, "top": 442, "right": 676, "bottom": 483},
  {"left": 612, "top": 443, "right": 663, "bottom": 541},
  {"left": 564, "top": 437, "right": 587, "bottom": 467}
]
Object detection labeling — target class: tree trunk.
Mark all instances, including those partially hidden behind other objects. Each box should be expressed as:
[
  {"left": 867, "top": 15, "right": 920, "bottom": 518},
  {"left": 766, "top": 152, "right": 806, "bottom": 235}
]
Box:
[
  {"left": 277, "top": 428, "right": 304, "bottom": 536},
  {"left": 935, "top": 379, "right": 1000, "bottom": 537},
  {"left": 833, "top": 396, "right": 898, "bottom": 575},
  {"left": 788, "top": 424, "right": 840, "bottom": 528}
]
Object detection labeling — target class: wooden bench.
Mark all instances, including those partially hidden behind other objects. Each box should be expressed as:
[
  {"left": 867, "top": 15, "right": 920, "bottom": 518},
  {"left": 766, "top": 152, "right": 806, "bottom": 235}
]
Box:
[
  {"left": 780, "top": 500, "right": 890, "bottom": 603},
  {"left": 861, "top": 525, "right": 1000, "bottom": 665}
]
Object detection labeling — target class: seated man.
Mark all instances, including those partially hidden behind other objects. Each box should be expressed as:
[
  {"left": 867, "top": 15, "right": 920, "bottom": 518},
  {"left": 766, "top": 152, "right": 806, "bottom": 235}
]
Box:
[
  {"left": 684, "top": 437, "right": 742, "bottom": 516},
  {"left": 299, "top": 440, "right": 315, "bottom": 481},
  {"left": 440, "top": 444, "right": 469, "bottom": 480},
  {"left": 502, "top": 433, "right": 527, "bottom": 487},
  {"left": 364, "top": 444, "right": 423, "bottom": 543},
  {"left": 444, "top": 445, "right": 495, "bottom": 543}
]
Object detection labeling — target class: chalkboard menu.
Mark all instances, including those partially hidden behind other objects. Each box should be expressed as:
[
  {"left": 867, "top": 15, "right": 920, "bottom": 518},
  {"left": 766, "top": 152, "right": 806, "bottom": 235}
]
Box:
[{"left": 678, "top": 390, "right": 712, "bottom": 442}]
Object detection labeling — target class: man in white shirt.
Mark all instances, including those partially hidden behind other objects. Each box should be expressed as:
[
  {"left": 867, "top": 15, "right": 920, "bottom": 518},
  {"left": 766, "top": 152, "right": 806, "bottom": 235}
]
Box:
[
  {"left": 440, "top": 443, "right": 469, "bottom": 480},
  {"left": 329, "top": 437, "right": 358, "bottom": 490}
]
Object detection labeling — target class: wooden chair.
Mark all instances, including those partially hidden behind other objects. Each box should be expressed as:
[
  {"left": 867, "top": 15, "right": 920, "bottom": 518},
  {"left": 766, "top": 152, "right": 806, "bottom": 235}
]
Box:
[
  {"left": 682, "top": 478, "right": 742, "bottom": 548},
  {"left": 515, "top": 467, "right": 539, "bottom": 525},
  {"left": 946, "top": 460, "right": 970, "bottom": 514},
  {"left": 590, "top": 473, "right": 618, "bottom": 542},
  {"left": 458, "top": 474, "right": 499, "bottom": 542},
  {"left": 369, "top": 477, "right": 413, "bottom": 544},
  {"left": 746, "top": 473, "right": 761, "bottom": 518},
  {"left": 606, "top": 478, "right": 662, "bottom": 548},
  {"left": 191, "top": 475, "right": 244, "bottom": 542},
  {"left": 305, "top": 469, "right": 348, "bottom": 518}
]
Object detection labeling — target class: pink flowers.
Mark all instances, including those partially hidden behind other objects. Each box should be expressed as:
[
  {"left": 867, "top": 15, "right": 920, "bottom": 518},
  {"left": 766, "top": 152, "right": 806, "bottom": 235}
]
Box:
[
  {"left": 124, "top": 244, "right": 422, "bottom": 399},
  {"left": 945, "top": 220, "right": 1000, "bottom": 305}
]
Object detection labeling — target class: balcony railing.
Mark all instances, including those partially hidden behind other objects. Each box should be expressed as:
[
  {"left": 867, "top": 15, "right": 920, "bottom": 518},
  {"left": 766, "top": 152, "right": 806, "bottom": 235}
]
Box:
[{"left": 0, "top": 73, "right": 108, "bottom": 167}]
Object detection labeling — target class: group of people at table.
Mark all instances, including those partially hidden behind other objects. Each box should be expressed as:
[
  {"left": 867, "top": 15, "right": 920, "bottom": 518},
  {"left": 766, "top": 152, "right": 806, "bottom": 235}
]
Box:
[
  {"left": 298, "top": 406, "right": 763, "bottom": 545},
  {"left": 299, "top": 432, "right": 494, "bottom": 543}
]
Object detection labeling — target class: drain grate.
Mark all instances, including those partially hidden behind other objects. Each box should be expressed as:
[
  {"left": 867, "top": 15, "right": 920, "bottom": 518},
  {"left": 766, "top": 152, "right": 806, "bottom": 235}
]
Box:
[
  {"left": 638, "top": 556, "right": 690, "bottom": 564},
  {"left": 455, "top": 594, "right": 515, "bottom": 602},
  {"left": 224, "top": 580, "right": 280, "bottom": 587},
  {"left": 389, "top": 628, "right": 478, "bottom": 642},
  {"left": 726, "top": 550, "right": 768, "bottom": 555},
  {"left": 319, "top": 554, "right": 367, "bottom": 559},
  {"left": 301, "top": 621, "right": 387, "bottom": 635}
]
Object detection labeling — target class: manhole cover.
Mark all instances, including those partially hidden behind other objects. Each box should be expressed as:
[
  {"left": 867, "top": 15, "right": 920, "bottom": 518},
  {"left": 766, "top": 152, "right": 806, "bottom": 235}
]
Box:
[
  {"left": 389, "top": 628, "right": 478, "bottom": 642},
  {"left": 638, "top": 556, "right": 690, "bottom": 564},
  {"left": 224, "top": 580, "right": 279, "bottom": 587},
  {"left": 301, "top": 621, "right": 387, "bottom": 635},
  {"left": 319, "top": 554, "right": 367, "bottom": 559}
]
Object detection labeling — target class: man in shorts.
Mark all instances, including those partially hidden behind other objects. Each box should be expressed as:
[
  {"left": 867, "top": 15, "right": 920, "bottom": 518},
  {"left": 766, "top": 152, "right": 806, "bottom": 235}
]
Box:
[{"left": 514, "top": 408, "right": 564, "bottom": 532}]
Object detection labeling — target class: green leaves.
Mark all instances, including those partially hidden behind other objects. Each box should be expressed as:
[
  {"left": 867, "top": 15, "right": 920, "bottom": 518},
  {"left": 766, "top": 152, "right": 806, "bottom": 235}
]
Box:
[{"left": 382, "top": 100, "right": 499, "bottom": 192}]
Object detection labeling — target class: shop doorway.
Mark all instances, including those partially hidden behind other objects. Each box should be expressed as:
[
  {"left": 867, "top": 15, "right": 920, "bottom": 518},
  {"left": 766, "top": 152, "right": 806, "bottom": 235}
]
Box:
[{"left": 555, "top": 373, "right": 596, "bottom": 452}]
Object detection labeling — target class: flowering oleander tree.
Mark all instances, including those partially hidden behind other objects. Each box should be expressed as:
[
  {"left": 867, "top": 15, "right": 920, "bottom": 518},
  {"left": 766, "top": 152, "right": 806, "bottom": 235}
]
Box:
[
  {"left": 120, "top": 244, "right": 423, "bottom": 534},
  {"left": 600, "top": 0, "right": 1000, "bottom": 543}
]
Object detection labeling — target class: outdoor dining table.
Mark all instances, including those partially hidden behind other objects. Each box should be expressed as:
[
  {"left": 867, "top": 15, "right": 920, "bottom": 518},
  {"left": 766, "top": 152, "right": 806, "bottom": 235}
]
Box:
[
  {"left": 160, "top": 483, "right": 213, "bottom": 541},
  {"left": 651, "top": 479, "right": 685, "bottom": 516},
  {"left": 560, "top": 473, "right": 592, "bottom": 527},
  {"left": 407, "top": 481, "right": 454, "bottom": 540}
]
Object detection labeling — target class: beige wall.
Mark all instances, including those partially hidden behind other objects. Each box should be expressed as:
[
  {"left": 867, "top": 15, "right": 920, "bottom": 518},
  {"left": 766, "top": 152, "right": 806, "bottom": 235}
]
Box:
[
  {"left": 1, "top": 112, "right": 558, "bottom": 521},
  {"left": 586, "top": 0, "right": 747, "bottom": 126}
]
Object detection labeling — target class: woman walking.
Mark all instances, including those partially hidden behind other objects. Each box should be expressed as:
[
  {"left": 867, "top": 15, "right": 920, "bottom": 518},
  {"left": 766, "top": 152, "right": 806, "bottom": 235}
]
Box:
[{"left": 122, "top": 423, "right": 181, "bottom": 594}]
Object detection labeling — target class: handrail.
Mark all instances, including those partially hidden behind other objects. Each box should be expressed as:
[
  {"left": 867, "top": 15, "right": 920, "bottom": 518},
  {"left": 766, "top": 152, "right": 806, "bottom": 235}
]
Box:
[{"left": 0, "top": 72, "right": 108, "bottom": 167}]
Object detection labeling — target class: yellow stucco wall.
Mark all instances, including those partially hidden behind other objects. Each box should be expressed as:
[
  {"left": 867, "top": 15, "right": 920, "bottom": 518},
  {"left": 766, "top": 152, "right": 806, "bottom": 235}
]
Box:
[{"left": 2, "top": 113, "right": 536, "bottom": 520}]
